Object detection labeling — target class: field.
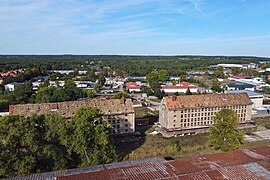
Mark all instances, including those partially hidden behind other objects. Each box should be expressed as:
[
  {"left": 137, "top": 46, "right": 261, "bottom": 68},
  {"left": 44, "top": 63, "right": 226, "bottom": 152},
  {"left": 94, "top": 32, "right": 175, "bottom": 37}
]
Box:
[{"left": 116, "top": 125, "right": 270, "bottom": 162}]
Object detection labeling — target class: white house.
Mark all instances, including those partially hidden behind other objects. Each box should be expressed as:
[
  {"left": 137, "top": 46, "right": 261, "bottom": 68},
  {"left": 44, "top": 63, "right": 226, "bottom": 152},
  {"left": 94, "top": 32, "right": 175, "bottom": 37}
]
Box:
[
  {"left": 4, "top": 82, "right": 21, "bottom": 91},
  {"left": 126, "top": 82, "right": 141, "bottom": 92},
  {"left": 160, "top": 82, "right": 198, "bottom": 94}
]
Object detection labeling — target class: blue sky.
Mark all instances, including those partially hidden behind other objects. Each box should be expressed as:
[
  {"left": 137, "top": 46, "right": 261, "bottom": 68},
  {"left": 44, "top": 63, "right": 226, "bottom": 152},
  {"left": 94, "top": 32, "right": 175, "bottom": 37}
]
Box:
[{"left": 0, "top": 0, "right": 270, "bottom": 56}]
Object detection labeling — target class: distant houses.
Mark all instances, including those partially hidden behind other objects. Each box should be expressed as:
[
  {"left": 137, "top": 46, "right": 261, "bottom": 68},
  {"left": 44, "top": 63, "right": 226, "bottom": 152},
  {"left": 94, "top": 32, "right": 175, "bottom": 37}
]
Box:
[
  {"left": 228, "top": 76, "right": 270, "bottom": 90},
  {"left": 160, "top": 81, "right": 198, "bottom": 94},
  {"left": 225, "top": 83, "right": 255, "bottom": 91},
  {"left": 126, "top": 82, "right": 141, "bottom": 92},
  {"left": 209, "top": 63, "right": 256, "bottom": 69},
  {"left": 4, "top": 82, "right": 22, "bottom": 91}
]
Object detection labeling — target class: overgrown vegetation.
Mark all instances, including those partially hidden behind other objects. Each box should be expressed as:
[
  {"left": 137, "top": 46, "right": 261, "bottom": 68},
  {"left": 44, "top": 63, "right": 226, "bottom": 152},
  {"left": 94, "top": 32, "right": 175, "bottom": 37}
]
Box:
[
  {"left": 0, "top": 107, "right": 117, "bottom": 178},
  {"left": 209, "top": 109, "right": 244, "bottom": 151},
  {"left": 0, "top": 55, "right": 267, "bottom": 76},
  {"left": 254, "top": 117, "right": 270, "bottom": 129}
]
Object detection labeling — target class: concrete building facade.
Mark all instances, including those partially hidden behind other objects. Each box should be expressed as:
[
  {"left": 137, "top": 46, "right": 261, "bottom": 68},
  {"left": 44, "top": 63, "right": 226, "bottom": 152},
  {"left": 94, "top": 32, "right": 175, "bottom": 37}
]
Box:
[
  {"left": 10, "top": 98, "right": 135, "bottom": 135},
  {"left": 159, "top": 93, "right": 253, "bottom": 136}
]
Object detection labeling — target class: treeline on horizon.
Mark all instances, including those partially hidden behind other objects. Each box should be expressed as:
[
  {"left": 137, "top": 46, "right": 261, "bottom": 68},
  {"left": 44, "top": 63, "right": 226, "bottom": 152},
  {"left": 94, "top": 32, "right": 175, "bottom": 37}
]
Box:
[{"left": 0, "top": 55, "right": 269, "bottom": 76}]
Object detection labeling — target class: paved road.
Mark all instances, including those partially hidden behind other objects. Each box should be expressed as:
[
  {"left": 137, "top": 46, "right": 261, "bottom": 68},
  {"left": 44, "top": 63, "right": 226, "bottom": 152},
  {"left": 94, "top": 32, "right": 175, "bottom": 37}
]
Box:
[{"left": 252, "top": 113, "right": 270, "bottom": 119}]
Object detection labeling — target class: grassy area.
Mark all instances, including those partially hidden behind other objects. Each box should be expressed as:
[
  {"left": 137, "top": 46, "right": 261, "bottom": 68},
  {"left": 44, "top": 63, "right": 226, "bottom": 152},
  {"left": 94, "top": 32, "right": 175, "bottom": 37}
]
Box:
[
  {"left": 124, "top": 133, "right": 215, "bottom": 161},
  {"left": 254, "top": 117, "right": 270, "bottom": 129},
  {"left": 116, "top": 125, "right": 270, "bottom": 162},
  {"left": 241, "top": 139, "right": 270, "bottom": 148},
  {"left": 116, "top": 126, "right": 218, "bottom": 161},
  {"left": 149, "top": 98, "right": 162, "bottom": 103},
  {"left": 134, "top": 107, "right": 158, "bottom": 118}
]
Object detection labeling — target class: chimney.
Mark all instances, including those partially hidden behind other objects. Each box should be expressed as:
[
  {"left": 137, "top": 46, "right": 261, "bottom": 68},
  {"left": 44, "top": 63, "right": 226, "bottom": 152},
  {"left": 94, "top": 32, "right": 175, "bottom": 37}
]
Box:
[
  {"left": 172, "top": 96, "right": 177, "bottom": 101},
  {"left": 121, "top": 97, "right": 125, "bottom": 104},
  {"left": 9, "top": 105, "right": 14, "bottom": 115}
]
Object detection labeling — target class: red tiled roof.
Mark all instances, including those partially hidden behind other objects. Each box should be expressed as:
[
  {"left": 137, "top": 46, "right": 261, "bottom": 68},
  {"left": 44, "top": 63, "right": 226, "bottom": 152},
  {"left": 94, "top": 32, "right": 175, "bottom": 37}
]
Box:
[
  {"left": 164, "top": 93, "right": 253, "bottom": 109},
  {"left": 231, "top": 76, "right": 249, "bottom": 79},
  {"left": 161, "top": 82, "right": 197, "bottom": 89},
  {"left": 126, "top": 82, "right": 141, "bottom": 89},
  {"left": 56, "top": 146, "right": 270, "bottom": 180}
]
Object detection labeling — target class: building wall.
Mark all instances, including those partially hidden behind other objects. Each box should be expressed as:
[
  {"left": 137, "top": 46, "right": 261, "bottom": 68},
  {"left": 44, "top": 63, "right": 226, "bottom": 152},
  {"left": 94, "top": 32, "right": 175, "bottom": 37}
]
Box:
[
  {"left": 128, "top": 88, "right": 141, "bottom": 92},
  {"left": 159, "top": 101, "right": 168, "bottom": 128},
  {"left": 160, "top": 104, "right": 253, "bottom": 130},
  {"left": 162, "top": 88, "right": 198, "bottom": 93},
  {"left": 105, "top": 113, "right": 135, "bottom": 134},
  {"left": 250, "top": 97, "right": 263, "bottom": 108},
  {"left": 10, "top": 99, "right": 135, "bottom": 135}
]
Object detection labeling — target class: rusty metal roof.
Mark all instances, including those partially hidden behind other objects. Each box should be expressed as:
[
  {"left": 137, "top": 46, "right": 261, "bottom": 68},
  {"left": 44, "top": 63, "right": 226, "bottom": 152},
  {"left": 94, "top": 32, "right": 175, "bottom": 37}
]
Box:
[
  {"left": 56, "top": 146, "right": 270, "bottom": 180},
  {"left": 7, "top": 146, "right": 270, "bottom": 180}
]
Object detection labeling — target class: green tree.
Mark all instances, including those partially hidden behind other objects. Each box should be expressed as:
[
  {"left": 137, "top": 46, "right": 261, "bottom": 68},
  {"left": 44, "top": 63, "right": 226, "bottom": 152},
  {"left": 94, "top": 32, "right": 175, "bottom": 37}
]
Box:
[
  {"left": 64, "top": 80, "right": 83, "bottom": 101},
  {"left": 36, "top": 87, "right": 55, "bottom": 103},
  {"left": 70, "top": 107, "right": 117, "bottom": 166},
  {"left": 215, "top": 66, "right": 225, "bottom": 78},
  {"left": 113, "top": 92, "right": 129, "bottom": 99},
  {"left": 0, "top": 84, "right": 5, "bottom": 94},
  {"left": 38, "top": 79, "right": 50, "bottom": 89},
  {"left": 97, "top": 73, "right": 106, "bottom": 86},
  {"left": 211, "top": 78, "right": 223, "bottom": 92},
  {"left": 231, "top": 67, "right": 241, "bottom": 75},
  {"left": 8, "top": 82, "right": 33, "bottom": 104},
  {"left": 51, "top": 88, "right": 70, "bottom": 102},
  {"left": 208, "top": 109, "right": 244, "bottom": 152},
  {"left": 85, "top": 90, "right": 96, "bottom": 98},
  {"left": 41, "top": 114, "right": 72, "bottom": 171},
  {"left": 94, "top": 83, "right": 101, "bottom": 93},
  {"left": 158, "top": 70, "right": 169, "bottom": 82},
  {"left": 86, "top": 70, "right": 96, "bottom": 81},
  {"left": 0, "top": 115, "right": 38, "bottom": 177}
]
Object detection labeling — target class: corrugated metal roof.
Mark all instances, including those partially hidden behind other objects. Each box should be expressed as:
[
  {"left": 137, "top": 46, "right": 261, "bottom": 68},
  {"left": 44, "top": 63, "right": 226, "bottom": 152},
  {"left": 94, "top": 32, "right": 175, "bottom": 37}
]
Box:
[
  {"left": 56, "top": 145, "right": 270, "bottom": 180},
  {"left": 7, "top": 146, "right": 270, "bottom": 180}
]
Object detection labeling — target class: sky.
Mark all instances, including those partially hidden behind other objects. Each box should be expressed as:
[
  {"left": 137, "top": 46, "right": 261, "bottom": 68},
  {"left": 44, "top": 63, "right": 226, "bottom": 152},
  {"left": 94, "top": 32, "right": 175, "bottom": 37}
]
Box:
[{"left": 0, "top": 0, "right": 270, "bottom": 56}]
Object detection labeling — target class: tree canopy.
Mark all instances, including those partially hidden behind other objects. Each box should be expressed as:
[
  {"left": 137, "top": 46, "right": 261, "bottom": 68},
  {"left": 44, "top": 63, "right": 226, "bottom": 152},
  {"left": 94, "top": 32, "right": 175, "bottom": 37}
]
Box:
[
  {"left": 0, "top": 107, "right": 117, "bottom": 178},
  {"left": 208, "top": 109, "right": 244, "bottom": 152}
]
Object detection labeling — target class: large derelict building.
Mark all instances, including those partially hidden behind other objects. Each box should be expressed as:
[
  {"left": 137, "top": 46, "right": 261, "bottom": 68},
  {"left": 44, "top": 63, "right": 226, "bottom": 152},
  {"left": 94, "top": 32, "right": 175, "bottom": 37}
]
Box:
[
  {"left": 159, "top": 93, "right": 253, "bottom": 136},
  {"left": 9, "top": 98, "right": 135, "bottom": 135}
]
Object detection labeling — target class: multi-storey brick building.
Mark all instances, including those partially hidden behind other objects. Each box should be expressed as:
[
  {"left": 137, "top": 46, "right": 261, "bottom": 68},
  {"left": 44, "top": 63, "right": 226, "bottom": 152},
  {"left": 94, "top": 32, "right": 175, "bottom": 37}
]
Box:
[
  {"left": 9, "top": 98, "right": 135, "bottom": 135},
  {"left": 159, "top": 93, "right": 253, "bottom": 136}
]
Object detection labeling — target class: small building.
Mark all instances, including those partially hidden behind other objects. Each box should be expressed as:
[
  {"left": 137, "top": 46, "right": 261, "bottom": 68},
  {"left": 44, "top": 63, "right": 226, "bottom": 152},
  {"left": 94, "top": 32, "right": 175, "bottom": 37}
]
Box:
[
  {"left": 228, "top": 90, "right": 263, "bottom": 108},
  {"left": 126, "top": 82, "right": 141, "bottom": 92},
  {"left": 4, "top": 82, "right": 22, "bottom": 91},
  {"left": 225, "top": 83, "right": 255, "bottom": 91},
  {"left": 0, "top": 112, "right": 9, "bottom": 117},
  {"left": 160, "top": 82, "right": 198, "bottom": 94},
  {"left": 159, "top": 93, "right": 253, "bottom": 136}
]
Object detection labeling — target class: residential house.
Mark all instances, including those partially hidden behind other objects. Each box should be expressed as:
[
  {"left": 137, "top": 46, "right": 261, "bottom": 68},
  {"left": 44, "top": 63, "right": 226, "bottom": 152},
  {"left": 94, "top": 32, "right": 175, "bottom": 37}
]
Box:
[
  {"left": 126, "top": 82, "right": 141, "bottom": 92},
  {"left": 160, "top": 82, "right": 198, "bottom": 94},
  {"left": 225, "top": 83, "right": 255, "bottom": 91}
]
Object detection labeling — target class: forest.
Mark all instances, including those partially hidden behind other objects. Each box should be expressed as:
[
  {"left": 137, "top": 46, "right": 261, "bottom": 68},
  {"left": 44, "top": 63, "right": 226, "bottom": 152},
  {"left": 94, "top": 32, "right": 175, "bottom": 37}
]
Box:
[{"left": 1, "top": 55, "right": 269, "bottom": 76}]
